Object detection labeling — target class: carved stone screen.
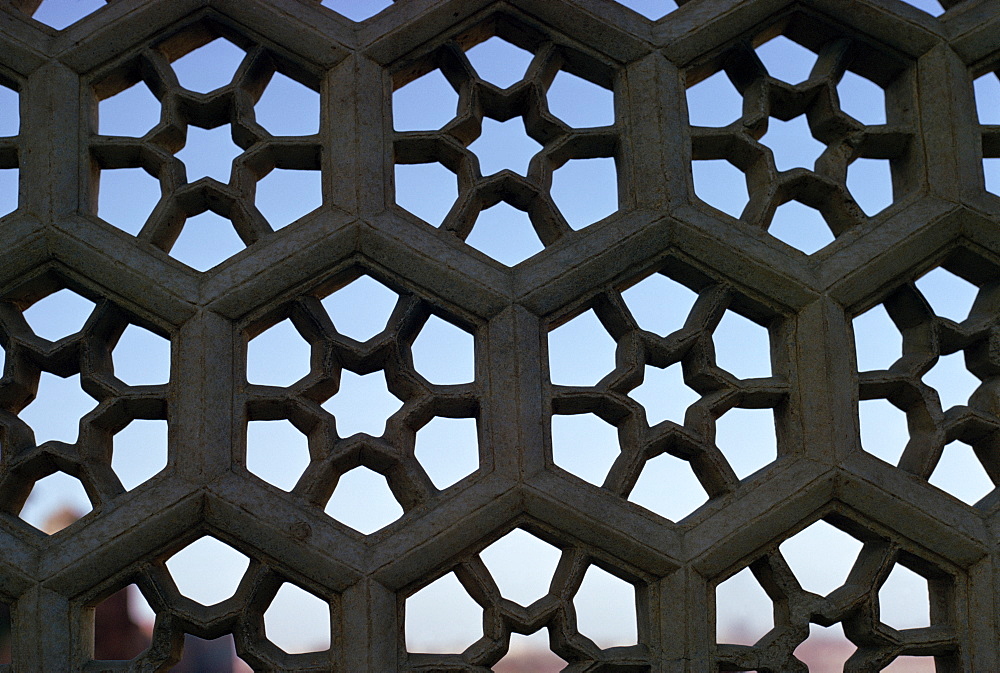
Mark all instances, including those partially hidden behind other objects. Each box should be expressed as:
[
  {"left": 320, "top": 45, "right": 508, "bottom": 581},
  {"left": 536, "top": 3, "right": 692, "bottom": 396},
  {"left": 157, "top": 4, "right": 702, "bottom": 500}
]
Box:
[{"left": 0, "top": 0, "right": 997, "bottom": 671}]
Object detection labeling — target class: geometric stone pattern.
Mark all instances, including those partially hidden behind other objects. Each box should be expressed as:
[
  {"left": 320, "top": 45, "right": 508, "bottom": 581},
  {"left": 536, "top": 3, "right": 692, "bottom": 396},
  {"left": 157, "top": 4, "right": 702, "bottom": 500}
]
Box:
[{"left": 0, "top": 0, "right": 996, "bottom": 671}]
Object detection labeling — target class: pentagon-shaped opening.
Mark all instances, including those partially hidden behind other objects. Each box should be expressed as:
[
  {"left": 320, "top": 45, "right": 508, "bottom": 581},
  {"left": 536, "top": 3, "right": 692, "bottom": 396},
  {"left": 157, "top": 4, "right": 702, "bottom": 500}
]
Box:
[
  {"left": 0, "top": 168, "right": 16, "bottom": 218},
  {"left": 176, "top": 633, "right": 246, "bottom": 670},
  {"left": 465, "top": 201, "right": 543, "bottom": 266},
  {"left": 415, "top": 416, "right": 478, "bottom": 490},
  {"left": 480, "top": 528, "right": 561, "bottom": 607},
  {"left": 393, "top": 69, "right": 458, "bottom": 131},
  {"left": 20, "top": 372, "right": 95, "bottom": 445},
  {"left": 469, "top": 117, "right": 541, "bottom": 176},
  {"left": 412, "top": 314, "right": 475, "bottom": 384},
  {"left": 551, "top": 413, "right": 619, "bottom": 487},
  {"left": 687, "top": 70, "right": 742, "bottom": 127},
  {"left": 622, "top": 272, "right": 698, "bottom": 337},
  {"left": 551, "top": 157, "right": 618, "bottom": 230},
  {"left": 255, "top": 72, "right": 320, "bottom": 136},
  {"left": 915, "top": 266, "right": 978, "bottom": 323},
  {"left": 98, "top": 167, "right": 160, "bottom": 236},
  {"left": 92, "top": 584, "right": 153, "bottom": 661},
  {"left": 715, "top": 566, "right": 772, "bottom": 646},
  {"left": 882, "top": 655, "right": 936, "bottom": 671},
  {"left": 0, "top": 601, "right": 8, "bottom": 663},
  {"left": 548, "top": 309, "right": 616, "bottom": 387},
  {"left": 177, "top": 125, "right": 242, "bottom": 184},
  {"left": 264, "top": 582, "right": 330, "bottom": 654},
  {"left": 853, "top": 303, "right": 901, "bottom": 372},
  {"left": 899, "top": 0, "right": 945, "bottom": 16},
  {"left": 98, "top": 80, "right": 159, "bottom": 137},
  {"left": 691, "top": 159, "right": 748, "bottom": 218},
  {"left": 547, "top": 70, "right": 614, "bottom": 128},
  {"left": 465, "top": 36, "right": 533, "bottom": 89},
  {"left": 755, "top": 35, "right": 817, "bottom": 84},
  {"left": 113, "top": 419, "right": 168, "bottom": 491},
  {"left": 714, "top": 309, "right": 771, "bottom": 379},
  {"left": 838, "top": 70, "right": 887, "bottom": 125},
  {"left": 247, "top": 419, "right": 310, "bottom": 492},
  {"left": 928, "top": 440, "right": 995, "bottom": 505},
  {"left": 113, "top": 324, "right": 170, "bottom": 386},
  {"left": 19, "top": 471, "right": 92, "bottom": 533},
  {"left": 324, "top": 466, "right": 403, "bottom": 534},
  {"left": 247, "top": 318, "right": 311, "bottom": 387},
  {"left": 973, "top": 72, "right": 1000, "bottom": 125},
  {"left": 922, "top": 352, "right": 979, "bottom": 411},
  {"left": 612, "top": 0, "right": 678, "bottom": 20},
  {"left": 321, "top": 0, "right": 393, "bottom": 22},
  {"left": 405, "top": 571, "right": 483, "bottom": 654},
  {"left": 768, "top": 199, "right": 835, "bottom": 254},
  {"left": 0, "top": 83, "right": 16, "bottom": 137},
  {"left": 848, "top": 158, "right": 893, "bottom": 216},
  {"left": 628, "top": 452, "right": 707, "bottom": 521},
  {"left": 170, "top": 38, "right": 245, "bottom": 94},
  {"left": 573, "top": 564, "right": 637, "bottom": 648},
  {"left": 859, "top": 398, "right": 908, "bottom": 465},
  {"left": 793, "top": 622, "right": 855, "bottom": 672},
  {"left": 30, "top": 0, "right": 105, "bottom": 29},
  {"left": 169, "top": 211, "right": 246, "bottom": 272},
  {"left": 321, "top": 274, "right": 399, "bottom": 342},
  {"left": 878, "top": 563, "right": 930, "bottom": 630},
  {"left": 985, "top": 158, "right": 1000, "bottom": 196},
  {"left": 715, "top": 407, "right": 776, "bottom": 480},
  {"left": 256, "top": 168, "right": 322, "bottom": 229},
  {"left": 762, "top": 115, "right": 825, "bottom": 172},
  {"left": 322, "top": 370, "right": 400, "bottom": 437},
  {"left": 496, "top": 629, "right": 566, "bottom": 672},
  {"left": 631, "top": 363, "right": 700, "bottom": 426},
  {"left": 23, "top": 288, "right": 95, "bottom": 341},
  {"left": 779, "top": 519, "right": 863, "bottom": 597},
  {"left": 394, "top": 161, "right": 457, "bottom": 225},
  {"left": 165, "top": 536, "right": 250, "bottom": 606}
]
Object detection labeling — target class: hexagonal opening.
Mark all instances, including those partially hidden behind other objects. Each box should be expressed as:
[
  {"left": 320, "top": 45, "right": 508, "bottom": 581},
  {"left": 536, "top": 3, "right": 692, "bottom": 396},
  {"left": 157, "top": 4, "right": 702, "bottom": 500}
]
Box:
[
  {"left": 393, "top": 69, "right": 458, "bottom": 131},
  {"left": 263, "top": 582, "right": 330, "bottom": 654},
  {"left": 779, "top": 519, "right": 863, "bottom": 597},
  {"left": 985, "top": 158, "right": 1000, "bottom": 196},
  {"left": 169, "top": 211, "right": 247, "bottom": 271},
  {"left": 0, "top": 82, "right": 16, "bottom": 137},
  {"left": 838, "top": 70, "right": 887, "bottom": 125},
  {"left": 547, "top": 69, "right": 614, "bottom": 128},
  {"left": 247, "top": 318, "right": 311, "bottom": 387},
  {"left": 324, "top": 466, "right": 403, "bottom": 534},
  {"left": 691, "top": 159, "right": 748, "bottom": 218},
  {"left": 879, "top": 563, "right": 930, "bottom": 630},
  {"left": 321, "top": 0, "right": 393, "bottom": 22},
  {"left": 98, "top": 80, "right": 159, "bottom": 137},
  {"left": 548, "top": 308, "right": 617, "bottom": 387},
  {"left": 113, "top": 323, "right": 171, "bottom": 386},
  {"left": 859, "top": 398, "right": 908, "bottom": 465},
  {"left": 405, "top": 571, "right": 483, "bottom": 654},
  {"left": 551, "top": 412, "right": 618, "bottom": 486},
  {"left": 465, "top": 36, "right": 533, "bottom": 89},
  {"left": 479, "top": 528, "right": 561, "bottom": 607},
  {"left": 573, "top": 563, "right": 637, "bottom": 648},
  {"left": 23, "top": 288, "right": 95, "bottom": 341},
  {"left": 412, "top": 314, "right": 475, "bottom": 385},
  {"left": 621, "top": 272, "right": 698, "bottom": 337},
  {"left": 247, "top": 419, "right": 310, "bottom": 492},
  {"left": 755, "top": 35, "right": 817, "bottom": 84},
  {"left": 165, "top": 536, "right": 250, "bottom": 606},
  {"left": 176, "top": 125, "right": 242, "bottom": 184},
  {"left": 882, "top": 655, "right": 936, "bottom": 671},
  {"left": 768, "top": 199, "right": 835, "bottom": 255},
  {"left": 465, "top": 201, "right": 543, "bottom": 266},
  {"left": 18, "top": 471, "right": 92, "bottom": 533},
  {"left": 0, "top": 167, "right": 16, "bottom": 218},
  {"left": 113, "top": 419, "right": 168, "bottom": 490},
  {"left": 928, "top": 440, "right": 995, "bottom": 505},
  {"left": 899, "top": 0, "right": 946, "bottom": 16},
  {"left": 793, "top": 622, "right": 854, "bottom": 671},
  {"left": 853, "top": 303, "right": 901, "bottom": 372},
  {"left": 848, "top": 158, "right": 893, "bottom": 216},
  {"left": 715, "top": 407, "right": 776, "bottom": 480},
  {"left": 974, "top": 72, "right": 1000, "bottom": 125},
  {"left": 469, "top": 117, "right": 542, "bottom": 176},
  {"left": 630, "top": 363, "right": 699, "bottom": 426},
  {"left": 255, "top": 71, "right": 320, "bottom": 136},
  {"left": 169, "top": 38, "right": 246, "bottom": 94},
  {"left": 628, "top": 452, "right": 707, "bottom": 521},
  {"left": 255, "top": 168, "right": 322, "bottom": 229},
  {"left": 415, "top": 416, "right": 478, "bottom": 490},
  {"left": 495, "top": 629, "right": 566, "bottom": 672},
  {"left": 176, "top": 633, "right": 248, "bottom": 671},
  {"left": 686, "top": 70, "right": 742, "bottom": 128},
  {"left": 322, "top": 370, "right": 400, "bottom": 437},
  {"left": 92, "top": 584, "right": 153, "bottom": 661},
  {"left": 715, "top": 566, "right": 772, "bottom": 646},
  {"left": 915, "top": 266, "right": 978, "bottom": 323},
  {"left": 394, "top": 161, "right": 457, "bottom": 225},
  {"left": 29, "top": 0, "right": 105, "bottom": 29},
  {"left": 98, "top": 167, "right": 160, "bottom": 236},
  {"left": 713, "top": 309, "right": 771, "bottom": 380},
  {"left": 612, "top": 0, "right": 678, "bottom": 20},
  {"left": 20, "top": 372, "right": 96, "bottom": 445},
  {"left": 550, "top": 157, "right": 617, "bottom": 229},
  {"left": 321, "top": 274, "right": 399, "bottom": 342}
]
